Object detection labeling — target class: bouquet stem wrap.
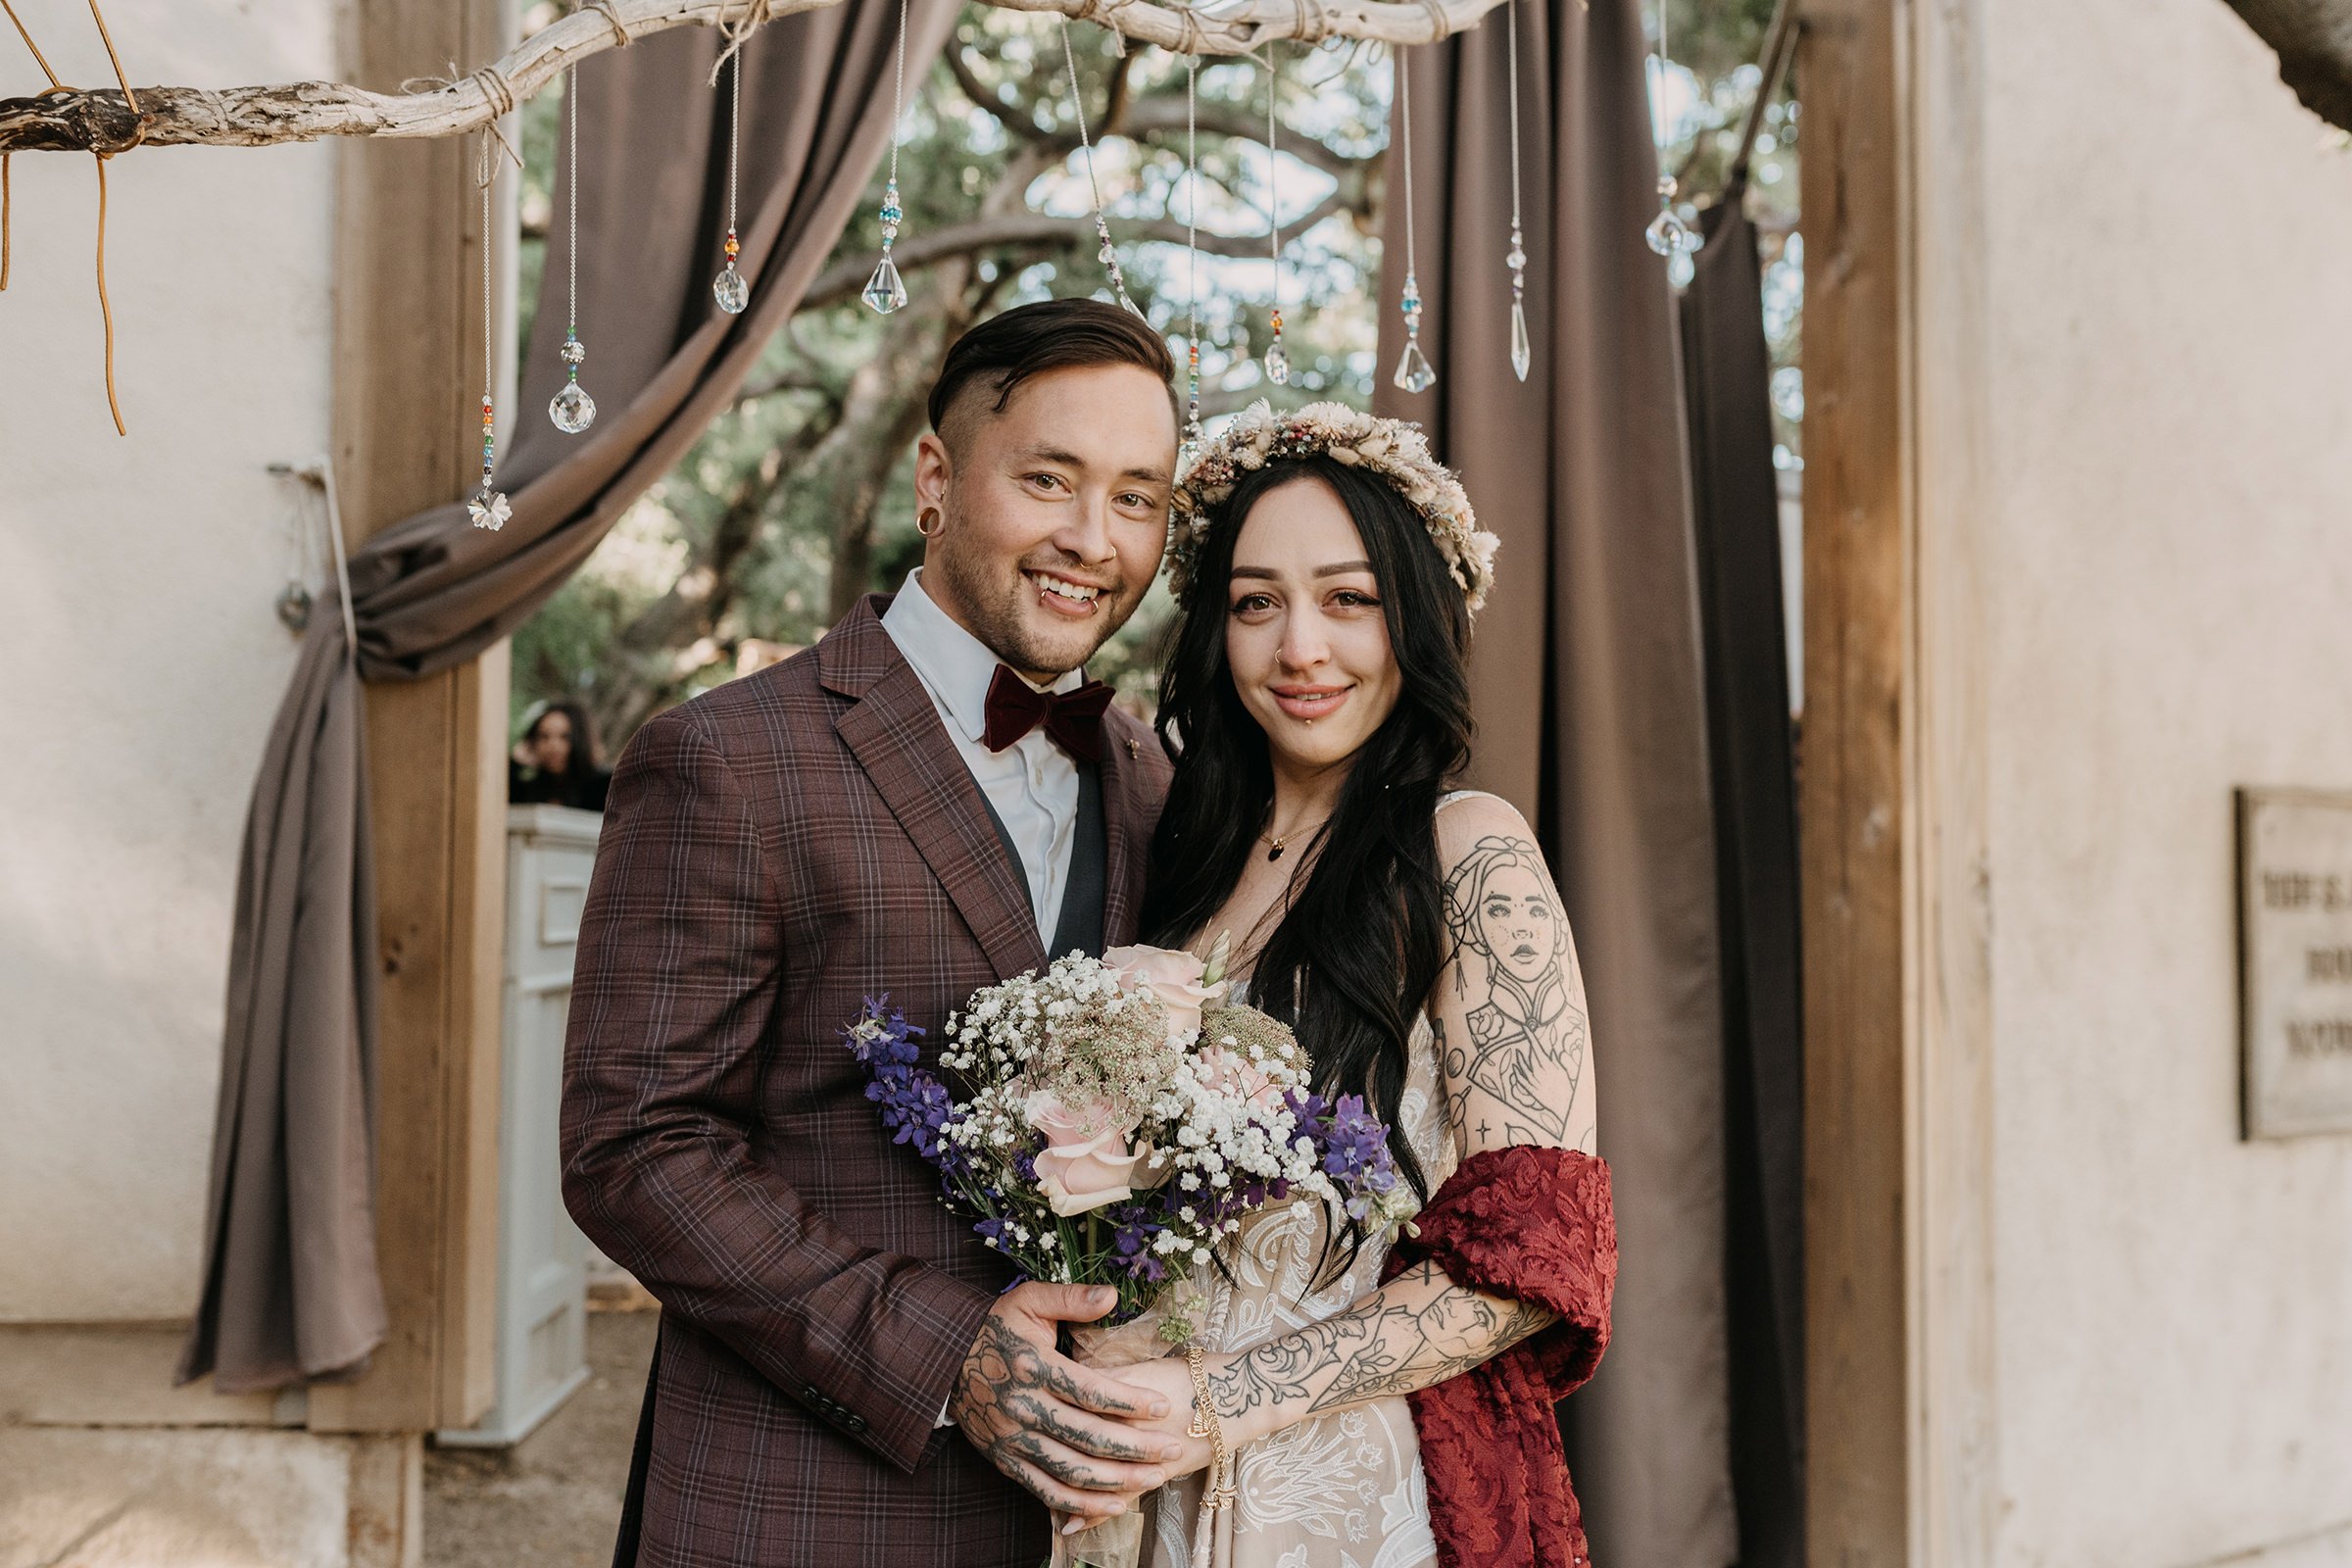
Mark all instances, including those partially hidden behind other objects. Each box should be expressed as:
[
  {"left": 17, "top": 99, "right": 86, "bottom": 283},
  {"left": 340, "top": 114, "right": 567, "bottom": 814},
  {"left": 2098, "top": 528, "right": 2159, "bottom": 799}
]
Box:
[{"left": 1052, "top": 1306, "right": 1175, "bottom": 1568}]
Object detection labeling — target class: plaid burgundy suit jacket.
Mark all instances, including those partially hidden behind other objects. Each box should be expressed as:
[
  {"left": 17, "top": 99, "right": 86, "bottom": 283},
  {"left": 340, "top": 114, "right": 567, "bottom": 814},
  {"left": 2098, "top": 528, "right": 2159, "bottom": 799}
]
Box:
[{"left": 562, "top": 595, "right": 1171, "bottom": 1568}]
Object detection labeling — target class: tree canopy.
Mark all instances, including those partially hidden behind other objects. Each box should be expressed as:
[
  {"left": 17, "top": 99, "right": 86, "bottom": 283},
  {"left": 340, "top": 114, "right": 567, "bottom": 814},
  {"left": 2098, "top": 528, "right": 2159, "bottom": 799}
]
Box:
[{"left": 513, "top": 0, "right": 1800, "bottom": 750}]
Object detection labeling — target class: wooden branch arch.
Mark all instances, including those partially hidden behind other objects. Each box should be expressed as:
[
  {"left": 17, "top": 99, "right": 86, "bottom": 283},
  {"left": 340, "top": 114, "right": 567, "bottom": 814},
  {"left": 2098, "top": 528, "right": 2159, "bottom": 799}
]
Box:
[{"left": 0, "top": 0, "right": 1507, "bottom": 156}]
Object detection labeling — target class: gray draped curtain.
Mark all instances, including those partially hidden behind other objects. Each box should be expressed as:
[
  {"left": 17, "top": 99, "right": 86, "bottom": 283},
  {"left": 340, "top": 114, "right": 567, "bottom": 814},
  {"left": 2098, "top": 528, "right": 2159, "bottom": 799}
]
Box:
[
  {"left": 179, "top": 1, "right": 962, "bottom": 1394},
  {"left": 1374, "top": 3, "right": 1738, "bottom": 1563},
  {"left": 1682, "top": 182, "right": 1806, "bottom": 1568}
]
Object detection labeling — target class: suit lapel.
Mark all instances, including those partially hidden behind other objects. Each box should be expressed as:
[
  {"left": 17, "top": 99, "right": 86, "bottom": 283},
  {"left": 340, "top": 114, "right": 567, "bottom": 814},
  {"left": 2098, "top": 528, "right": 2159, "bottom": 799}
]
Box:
[
  {"left": 825, "top": 600, "right": 1047, "bottom": 982},
  {"left": 1097, "top": 719, "right": 1145, "bottom": 947}
]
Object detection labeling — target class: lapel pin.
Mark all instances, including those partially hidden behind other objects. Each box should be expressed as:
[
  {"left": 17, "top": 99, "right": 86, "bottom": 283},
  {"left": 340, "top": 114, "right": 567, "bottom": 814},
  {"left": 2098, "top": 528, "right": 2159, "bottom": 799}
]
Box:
[{"left": 1124, "top": 738, "right": 1139, "bottom": 760}]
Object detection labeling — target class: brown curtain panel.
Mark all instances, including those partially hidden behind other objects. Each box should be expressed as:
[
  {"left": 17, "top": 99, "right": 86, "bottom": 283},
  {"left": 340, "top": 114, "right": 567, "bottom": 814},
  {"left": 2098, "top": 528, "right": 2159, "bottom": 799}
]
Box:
[
  {"left": 1682, "top": 184, "right": 1805, "bottom": 1568},
  {"left": 178, "top": 1, "right": 961, "bottom": 1394},
  {"left": 1374, "top": 3, "right": 1737, "bottom": 1563}
]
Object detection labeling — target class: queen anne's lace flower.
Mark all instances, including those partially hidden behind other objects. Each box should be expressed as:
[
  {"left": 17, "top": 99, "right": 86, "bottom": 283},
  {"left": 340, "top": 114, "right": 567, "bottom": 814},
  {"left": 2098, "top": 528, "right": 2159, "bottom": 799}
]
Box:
[{"left": 1169, "top": 399, "right": 1502, "bottom": 617}]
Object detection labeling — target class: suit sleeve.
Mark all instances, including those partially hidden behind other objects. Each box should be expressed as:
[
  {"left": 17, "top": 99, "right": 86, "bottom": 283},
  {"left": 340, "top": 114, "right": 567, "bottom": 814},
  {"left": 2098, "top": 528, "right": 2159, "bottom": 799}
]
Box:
[{"left": 560, "top": 708, "right": 995, "bottom": 1473}]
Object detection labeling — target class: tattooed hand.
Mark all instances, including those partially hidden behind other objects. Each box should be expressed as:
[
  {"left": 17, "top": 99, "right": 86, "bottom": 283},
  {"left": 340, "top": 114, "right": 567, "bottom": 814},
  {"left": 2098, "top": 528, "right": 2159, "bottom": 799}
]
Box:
[
  {"left": 947, "top": 1283, "right": 1184, "bottom": 1524},
  {"left": 1435, "top": 799, "right": 1597, "bottom": 1157}
]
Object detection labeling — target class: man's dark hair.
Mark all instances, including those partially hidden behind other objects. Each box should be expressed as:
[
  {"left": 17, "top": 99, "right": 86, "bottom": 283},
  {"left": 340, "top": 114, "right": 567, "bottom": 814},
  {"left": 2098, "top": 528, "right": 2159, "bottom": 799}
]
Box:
[{"left": 927, "top": 298, "right": 1176, "bottom": 445}]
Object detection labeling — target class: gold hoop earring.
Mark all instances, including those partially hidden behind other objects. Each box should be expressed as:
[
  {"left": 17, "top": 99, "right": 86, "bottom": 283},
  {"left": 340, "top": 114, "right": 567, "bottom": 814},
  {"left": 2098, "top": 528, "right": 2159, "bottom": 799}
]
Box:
[{"left": 916, "top": 507, "right": 943, "bottom": 538}]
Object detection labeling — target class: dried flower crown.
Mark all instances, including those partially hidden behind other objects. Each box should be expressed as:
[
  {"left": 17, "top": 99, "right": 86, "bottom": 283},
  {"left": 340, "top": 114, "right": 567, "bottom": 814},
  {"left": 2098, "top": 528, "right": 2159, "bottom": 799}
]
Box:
[{"left": 1167, "top": 400, "right": 1501, "bottom": 616}]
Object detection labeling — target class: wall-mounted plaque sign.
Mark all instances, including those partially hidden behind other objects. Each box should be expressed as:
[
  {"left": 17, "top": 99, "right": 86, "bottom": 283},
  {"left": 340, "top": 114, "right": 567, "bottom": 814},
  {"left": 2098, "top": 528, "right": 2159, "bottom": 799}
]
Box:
[{"left": 2237, "top": 787, "right": 2352, "bottom": 1140}]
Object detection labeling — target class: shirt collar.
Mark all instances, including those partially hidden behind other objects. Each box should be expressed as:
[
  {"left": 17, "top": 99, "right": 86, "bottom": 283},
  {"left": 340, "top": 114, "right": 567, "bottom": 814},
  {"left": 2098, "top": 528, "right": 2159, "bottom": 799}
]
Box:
[{"left": 880, "top": 568, "right": 1082, "bottom": 744}]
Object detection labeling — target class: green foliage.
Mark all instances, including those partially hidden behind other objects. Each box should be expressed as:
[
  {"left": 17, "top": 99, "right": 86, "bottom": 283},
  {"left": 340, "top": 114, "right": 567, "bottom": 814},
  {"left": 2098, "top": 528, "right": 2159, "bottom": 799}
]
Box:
[{"left": 509, "top": 2, "right": 1802, "bottom": 746}]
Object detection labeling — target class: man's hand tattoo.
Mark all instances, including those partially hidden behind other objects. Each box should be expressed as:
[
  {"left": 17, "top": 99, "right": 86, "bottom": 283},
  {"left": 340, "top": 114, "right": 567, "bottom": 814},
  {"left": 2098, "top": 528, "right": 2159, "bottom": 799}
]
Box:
[{"left": 947, "top": 1293, "right": 1175, "bottom": 1519}]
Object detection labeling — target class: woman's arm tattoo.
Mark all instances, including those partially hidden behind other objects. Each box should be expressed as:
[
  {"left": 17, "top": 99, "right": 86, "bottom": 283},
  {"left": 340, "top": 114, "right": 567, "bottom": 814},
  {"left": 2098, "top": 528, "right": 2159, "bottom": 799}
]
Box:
[
  {"left": 1205, "top": 1260, "right": 1556, "bottom": 1427},
  {"left": 1440, "top": 834, "right": 1589, "bottom": 1148}
]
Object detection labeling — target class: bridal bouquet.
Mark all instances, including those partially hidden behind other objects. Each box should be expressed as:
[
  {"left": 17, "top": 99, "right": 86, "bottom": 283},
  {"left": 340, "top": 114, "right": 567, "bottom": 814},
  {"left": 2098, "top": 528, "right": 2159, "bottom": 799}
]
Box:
[
  {"left": 847, "top": 941, "right": 1414, "bottom": 1568},
  {"left": 844, "top": 937, "right": 1414, "bottom": 1340}
]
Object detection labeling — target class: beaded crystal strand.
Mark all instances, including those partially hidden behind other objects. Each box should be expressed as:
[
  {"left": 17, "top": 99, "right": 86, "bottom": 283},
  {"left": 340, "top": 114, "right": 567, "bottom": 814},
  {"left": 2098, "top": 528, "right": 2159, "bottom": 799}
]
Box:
[
  {"left": 1642, "top": 0, "right": 1698, "bottom": 260},
  {"left": 1059, "top": 18, "right": 1141, "bottom": 317},
  {"left": 863, "top": 0, "right": 911, "bottom": 314},
  {"left": 1262, "top": 47, "right": 1289, "bottom": 386},
  {"left": 711, "top": 51, "right": 751, "bottom": 313},
  {"left": 1391, "top": 55, "right": 1436, "bottom": 394},
  {"left": 1180, "top": 56, "right": 1204, "bottom": 468},
  {"left": 467, "top": 134, "right": 511, "bottom": 529},
  {"left": 1504, "top": 0, "right": 1532, "bottom": 381},
  {"left": 549, "top": 64, "right": 597, "bottom": 433}
]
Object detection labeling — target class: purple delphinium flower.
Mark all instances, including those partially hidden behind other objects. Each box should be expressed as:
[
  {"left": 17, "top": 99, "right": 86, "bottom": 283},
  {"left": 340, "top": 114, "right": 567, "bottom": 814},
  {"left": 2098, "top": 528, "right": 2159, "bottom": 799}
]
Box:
[
  {"left": 1106, "top": 1203, "right": 1165, "bottom": 1282},
  {"left": 843, "top": 999, "right": 959, "bottom": 1173},
  {"left": 1286, "top": 1088, "right": 1403, "bottom": 1222}
]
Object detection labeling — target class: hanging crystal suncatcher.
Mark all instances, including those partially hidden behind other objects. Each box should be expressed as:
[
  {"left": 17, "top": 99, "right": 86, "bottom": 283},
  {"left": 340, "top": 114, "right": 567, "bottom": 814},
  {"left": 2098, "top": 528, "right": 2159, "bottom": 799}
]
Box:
[
  {"left": 712, "top": 48, "right": 751, "bottom": 314},
  {"left": 1643, "top": 0, "right": 1698, "bottom": 260},
  {"left": 1392, "top": 53, "right": 1436, "bottom": 394},
  {"left": 1180, "top": 54, "right": 1205, "bottom": 469},
  {"left": 1058, "top": 17, "right": 1141, "bottom": 317},
  {"left": 1504, "top": 0, "right": 1531, "bottom": 381},
  {"left": 550, "top": 64, "right": 597, "bottom": 433},
  {"left": 468, "top": 132, "right": 512, "bottom": 529},
  {"left": 863, "top": 0, "right": 912, "bottom": 313},
  {"left": 1262, "top": 45, "right": 1289, "bottom": 386}
]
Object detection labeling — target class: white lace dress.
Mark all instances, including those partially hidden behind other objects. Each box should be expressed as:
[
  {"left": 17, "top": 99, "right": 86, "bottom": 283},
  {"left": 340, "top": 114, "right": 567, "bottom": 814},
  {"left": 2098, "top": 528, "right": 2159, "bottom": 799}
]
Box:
[{"left": 1142, "top": 1005, "right": 1458, "bottom": 1568}]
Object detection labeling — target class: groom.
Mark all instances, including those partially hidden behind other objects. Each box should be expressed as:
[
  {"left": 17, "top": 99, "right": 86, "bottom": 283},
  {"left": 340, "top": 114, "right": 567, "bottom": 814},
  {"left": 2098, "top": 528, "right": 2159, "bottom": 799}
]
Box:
[{"left": 563, "top": 299, "right": 1184, "bottom": 1567}]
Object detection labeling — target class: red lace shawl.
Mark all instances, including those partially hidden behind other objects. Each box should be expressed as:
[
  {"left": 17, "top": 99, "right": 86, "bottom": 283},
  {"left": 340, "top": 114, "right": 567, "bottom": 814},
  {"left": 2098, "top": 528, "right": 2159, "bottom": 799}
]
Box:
[{"left": 1380, "top": 1146, "right": 1618, "bottom": 1568}]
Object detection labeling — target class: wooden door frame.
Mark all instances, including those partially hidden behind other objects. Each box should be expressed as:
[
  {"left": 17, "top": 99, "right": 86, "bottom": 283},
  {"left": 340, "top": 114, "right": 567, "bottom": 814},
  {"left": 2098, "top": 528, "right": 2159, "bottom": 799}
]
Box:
[
  {"left": 1800, "top": 0, "right": 2001, "bottom": 1562},
  {"left": 311, "top": 0, "right": 515, "bottom": 1436}
]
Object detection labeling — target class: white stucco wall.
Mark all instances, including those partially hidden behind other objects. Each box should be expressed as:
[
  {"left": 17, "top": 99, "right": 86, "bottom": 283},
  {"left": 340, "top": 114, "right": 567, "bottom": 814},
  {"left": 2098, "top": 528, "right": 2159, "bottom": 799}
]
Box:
[
  {"left": 1947, "top": 0, "right": 2352, "bottom": 1560},
  {"left": 0, "top": 3, "right": 345, "bottom": 1321}
]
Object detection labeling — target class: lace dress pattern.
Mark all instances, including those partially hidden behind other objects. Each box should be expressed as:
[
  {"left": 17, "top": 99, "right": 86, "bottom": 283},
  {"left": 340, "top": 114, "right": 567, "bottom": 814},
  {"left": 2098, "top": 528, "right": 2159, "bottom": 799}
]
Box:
[{"left": 1143, "top": 1010, "right": 1458, "bottom": 1568}]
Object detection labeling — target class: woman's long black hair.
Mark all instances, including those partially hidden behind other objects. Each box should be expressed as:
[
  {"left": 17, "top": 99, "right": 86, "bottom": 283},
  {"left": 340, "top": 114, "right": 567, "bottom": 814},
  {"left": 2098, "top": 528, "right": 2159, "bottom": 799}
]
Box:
[{"left": 1143, "top": 455, "right": 1474, "bottom": 1207}]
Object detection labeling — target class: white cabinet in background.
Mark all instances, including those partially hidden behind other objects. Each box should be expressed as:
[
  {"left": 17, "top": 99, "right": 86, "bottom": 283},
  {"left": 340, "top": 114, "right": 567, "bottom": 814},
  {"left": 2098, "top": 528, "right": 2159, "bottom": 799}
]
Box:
[{"left": 437, "top": 804, "right": 603, "bottom": 1447}]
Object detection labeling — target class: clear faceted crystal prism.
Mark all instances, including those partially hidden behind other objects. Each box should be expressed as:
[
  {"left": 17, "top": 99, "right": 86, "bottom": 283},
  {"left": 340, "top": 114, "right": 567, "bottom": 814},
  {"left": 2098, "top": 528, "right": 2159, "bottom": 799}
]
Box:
[
  {"left": 466, "top": 484, "right": 512, "bottom": 531},
  {"left": 1265, "top": 340, "right": 1290, "bottom": 386},
  {"left": 712, "top": 265, "right": 751, "bottom": 315},
  {"left": 1510, "top": 301, "right": 1532, "bottom": 382},
  {"left": 1645, "top": 206, "right": 1697, "bottom": 259},
  {"left": 549, "top": 380, "right": 597, "bottom": 435},
  {"left": 862, "top": 254, "right": 908, "bottom": 315},
  {"left": 1392, "top": 337, "right": 1436, "bottom": 394}
]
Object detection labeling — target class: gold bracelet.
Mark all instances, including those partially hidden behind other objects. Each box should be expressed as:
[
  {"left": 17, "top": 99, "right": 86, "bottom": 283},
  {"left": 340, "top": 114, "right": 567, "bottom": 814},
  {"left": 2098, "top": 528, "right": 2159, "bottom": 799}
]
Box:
[{"left": 1183, "top": 1345, "right": 1237, "bottom": 1513}]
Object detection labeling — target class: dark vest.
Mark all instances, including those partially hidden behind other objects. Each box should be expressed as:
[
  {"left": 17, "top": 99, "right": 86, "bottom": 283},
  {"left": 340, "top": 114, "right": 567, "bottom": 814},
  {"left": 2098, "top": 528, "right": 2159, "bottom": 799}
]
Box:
[{"left": 974, "top": 762, "right": 1107, "bottom": 961}]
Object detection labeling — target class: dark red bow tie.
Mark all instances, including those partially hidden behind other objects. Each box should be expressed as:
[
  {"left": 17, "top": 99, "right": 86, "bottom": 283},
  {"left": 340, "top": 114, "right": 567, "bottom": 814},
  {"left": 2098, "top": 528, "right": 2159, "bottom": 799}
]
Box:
[{"left": 982, "top": 665, "right": 1114, "bottom": 763}]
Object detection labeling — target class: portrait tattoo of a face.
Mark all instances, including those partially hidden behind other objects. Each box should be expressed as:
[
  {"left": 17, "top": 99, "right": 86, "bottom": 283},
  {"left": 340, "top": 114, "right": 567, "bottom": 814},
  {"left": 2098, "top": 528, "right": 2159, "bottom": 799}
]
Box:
[{"left": 1441, "top": 835, "right": 1586, "bottom": 1148}]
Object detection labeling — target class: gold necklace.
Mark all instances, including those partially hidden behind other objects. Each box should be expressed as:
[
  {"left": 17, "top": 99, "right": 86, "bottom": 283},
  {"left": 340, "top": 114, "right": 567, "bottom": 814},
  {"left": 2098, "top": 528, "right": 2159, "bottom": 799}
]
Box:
[{"left": 1258, "top": 816, "right": 1328, "bottom": 862}]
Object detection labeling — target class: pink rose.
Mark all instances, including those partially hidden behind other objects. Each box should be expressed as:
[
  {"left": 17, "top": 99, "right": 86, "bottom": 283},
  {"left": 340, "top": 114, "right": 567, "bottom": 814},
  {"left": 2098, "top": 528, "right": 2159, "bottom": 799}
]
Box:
[
  {"left": 1197, "top": 1046, "right": 1285, "bottom": 1115},
  {"left": 1103, "top": 944, "right": 1226, "bottom": 1042},
  {"left": 1025, "top": 1090, "right": 1148, "bottom": 1216}
]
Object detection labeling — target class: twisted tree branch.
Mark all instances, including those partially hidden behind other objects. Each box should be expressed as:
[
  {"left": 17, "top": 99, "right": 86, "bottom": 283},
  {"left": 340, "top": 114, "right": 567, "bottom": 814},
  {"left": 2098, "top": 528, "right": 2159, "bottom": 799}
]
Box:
[
  {"left": 0, "top": 0, "right": 1505, "bottom": 155},
  {"left": 800, "top": 186, "right": 1354, "bottom": 309}
]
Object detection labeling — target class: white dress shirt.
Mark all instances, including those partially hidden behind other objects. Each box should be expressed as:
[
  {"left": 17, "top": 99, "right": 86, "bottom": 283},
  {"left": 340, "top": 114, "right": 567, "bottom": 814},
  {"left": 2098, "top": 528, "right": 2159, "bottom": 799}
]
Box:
[{"left": 880, "top": 568, "right": 1083, "bottom": 946}]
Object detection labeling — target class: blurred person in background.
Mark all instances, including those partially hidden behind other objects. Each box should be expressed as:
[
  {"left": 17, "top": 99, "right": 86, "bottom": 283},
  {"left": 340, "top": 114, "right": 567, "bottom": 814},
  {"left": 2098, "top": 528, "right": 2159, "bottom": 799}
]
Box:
[{"left": 510, "top": 699, "right": 611, "bottom": 811}]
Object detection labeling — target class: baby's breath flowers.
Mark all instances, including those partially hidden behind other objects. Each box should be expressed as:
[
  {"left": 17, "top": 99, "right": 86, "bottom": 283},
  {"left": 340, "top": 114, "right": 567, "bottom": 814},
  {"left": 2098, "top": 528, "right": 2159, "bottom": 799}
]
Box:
[{"left": 845, "top": 939, "right": 1408, "bottom": 1336}]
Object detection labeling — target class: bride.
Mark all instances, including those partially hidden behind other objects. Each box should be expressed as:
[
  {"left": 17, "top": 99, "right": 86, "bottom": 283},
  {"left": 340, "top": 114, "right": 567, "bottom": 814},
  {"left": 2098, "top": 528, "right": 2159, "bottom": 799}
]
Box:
[{"left": 1103, "top": 404, "right": 1618, "bottom": 1568}]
